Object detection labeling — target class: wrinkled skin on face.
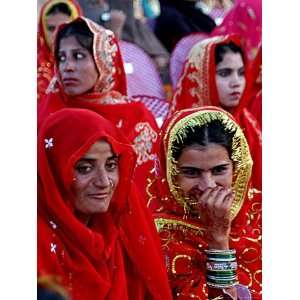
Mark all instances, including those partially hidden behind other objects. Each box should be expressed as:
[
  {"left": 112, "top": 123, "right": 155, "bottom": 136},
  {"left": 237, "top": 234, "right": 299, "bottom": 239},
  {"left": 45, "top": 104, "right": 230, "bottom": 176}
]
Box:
[{"left": 72, "top": 140, "right": 119, "bottom": 222}]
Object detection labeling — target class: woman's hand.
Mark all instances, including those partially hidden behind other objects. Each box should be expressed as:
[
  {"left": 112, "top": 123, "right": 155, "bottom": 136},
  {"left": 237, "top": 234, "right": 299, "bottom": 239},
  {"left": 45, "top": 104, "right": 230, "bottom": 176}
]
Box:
[{"left": 189, "top": 186, "right": 234, "bottom": 249}]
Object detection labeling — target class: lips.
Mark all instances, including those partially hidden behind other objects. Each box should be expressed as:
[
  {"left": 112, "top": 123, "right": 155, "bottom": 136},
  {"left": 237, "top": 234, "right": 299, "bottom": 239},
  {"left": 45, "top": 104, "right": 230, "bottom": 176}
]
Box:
[
  {"left": 229, "top": 92, "right": 241, "bottom": 101},
  {"left": 63, "top": 78, "right": 79, "bottom": 86},
  {"left": 230, "top": 91, "right": 241, "bottom": 96},
  {"left": 87, "top": 193, "right": 109, "bottom": 200}
]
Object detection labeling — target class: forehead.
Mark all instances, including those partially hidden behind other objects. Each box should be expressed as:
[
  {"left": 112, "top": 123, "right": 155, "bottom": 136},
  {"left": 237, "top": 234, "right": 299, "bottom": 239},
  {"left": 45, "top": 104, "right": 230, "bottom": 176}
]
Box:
[
  {"left": 216, "top": 51, "right": 244, "bottom": 69},
  {"left": 177, "top": 143, "right": 231, "bottom": 169},
  {"left": 59, "top": 35, "right": 84, "bottom": 51},
  {"left": 82, "top": 140, "right": 114, "bottom": 159},
  {"left": 46, "top": 12, "right": 70, "bottom": 26}
]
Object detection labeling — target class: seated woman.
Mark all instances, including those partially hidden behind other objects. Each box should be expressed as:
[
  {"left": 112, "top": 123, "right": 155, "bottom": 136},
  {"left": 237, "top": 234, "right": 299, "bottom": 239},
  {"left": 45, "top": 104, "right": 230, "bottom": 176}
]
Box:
[
  {"left": 38, "top": 108, "right": 172, "bottom": 300},
  {"left": 38, "top": 0, "right": 82, "bottom": 101},
  {"left": 38, "top": 16, "right": 159, "bottom": 199},
  {"left": 170, "top": 34, "right": 261, "bottom": 190},
  {"left": 148, "top": 107, "right": 261, "bottom": 299}
]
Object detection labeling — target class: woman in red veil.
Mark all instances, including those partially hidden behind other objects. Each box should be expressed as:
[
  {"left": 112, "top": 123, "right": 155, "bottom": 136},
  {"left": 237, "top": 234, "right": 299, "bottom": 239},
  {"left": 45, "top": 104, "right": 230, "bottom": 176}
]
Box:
[
  {"left": 169, "top": 34, "right": 261, "bottom": 190},
  {"left": 38, "top": 107, "right": 172, "bottom": 300},
  {"left": 37, "top": 0, "right": 82, "bottom": 101},
  {"left": 148, "top": 107, "right": 262, "bottom": 299},
  {"left": 38, "top": 17, "right": 159, "bottom": 199}
]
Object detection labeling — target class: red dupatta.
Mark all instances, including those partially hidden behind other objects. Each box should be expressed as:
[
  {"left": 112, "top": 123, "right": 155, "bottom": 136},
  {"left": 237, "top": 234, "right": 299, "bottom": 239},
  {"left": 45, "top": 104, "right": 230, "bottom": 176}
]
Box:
[
  {"left": 38, "top": 17, "right": 159, "bottom": 199},
  {"left": 148, "top": 107, "right": 262, "bottom": 299},
  {"left": 37, "top": 0, "right": 82, "bottom": 101},
  {"left": 170, "top": 34, "right": 261, "bottom": 190},
  {"left": 210, "top": 0, "right": 262, "bottom": 61},
  {"left": 38, "top": 108, "right": 172, "bottom": 300}
]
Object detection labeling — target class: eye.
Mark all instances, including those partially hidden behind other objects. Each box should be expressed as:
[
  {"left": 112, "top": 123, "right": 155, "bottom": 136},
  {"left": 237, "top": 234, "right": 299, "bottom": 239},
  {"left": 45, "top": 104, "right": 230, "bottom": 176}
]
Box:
[
  {"left": 179, "top": 168, "right": 200, "bottom": 178},
  {"left": 106, "top": 159, "right": 118, "bottom": 171},
  {"left": 57, "top": 53, "right": 66, "bottom": 63},
  {"left": 238, "top": 68, "right": 245, "bottom": 76},
  {"left": 75, "top": 162, "right": 93, "bottom": 175},
  {"left": 47, "top": 25, "right": 55, "bottom": 32},
  {"left": 216, "top": 69, "right": 231, "bottom": 77},
  {"left": 212, "top": 165, "right": 228, "bottom": 175},
  {"left": 74, "top": 51, "right": 86, "bottom": 60}
]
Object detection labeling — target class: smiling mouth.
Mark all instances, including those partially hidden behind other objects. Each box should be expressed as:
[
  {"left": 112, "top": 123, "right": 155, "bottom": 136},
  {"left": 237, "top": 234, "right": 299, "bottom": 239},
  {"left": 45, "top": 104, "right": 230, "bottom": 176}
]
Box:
[{"left": 88, "top": 194, "right": 109, "bottom": 200}]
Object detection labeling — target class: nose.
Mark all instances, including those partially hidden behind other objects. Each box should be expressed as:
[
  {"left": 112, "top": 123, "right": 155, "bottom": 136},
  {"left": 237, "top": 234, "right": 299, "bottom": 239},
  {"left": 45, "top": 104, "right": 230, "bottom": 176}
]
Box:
[
  {"left": 229, "top": 72, "right": 242, "bottom": 88},
  {"left": 63, "top": 57, "right": 75, "bottom": 72},
  {"left": 197, "top": 172, "right": 217, "bottom": 191},
  {"left": 93, "top": 169, "right": 110, "bottom": 188}
]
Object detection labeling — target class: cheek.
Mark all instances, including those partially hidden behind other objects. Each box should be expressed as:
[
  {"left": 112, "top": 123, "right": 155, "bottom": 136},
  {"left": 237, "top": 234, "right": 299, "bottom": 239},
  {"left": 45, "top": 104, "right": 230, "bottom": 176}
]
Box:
[
  {"left": 111, "top": 171, "right": 120, "bottom": 191},
  {"left": 85, "top": 62, "right": 98, "bottom": 85},
  {"left": 176, "top": 176, "right": 196, "bottom": 194},
  {"left": 218, "top": 171, "right": 233, "bottom": 188},
  {"left": 216, "top": 77, "right": 227, "bottom": 97},
  {"left": 71, "top": 177, "right": 89, "bottom": 199},
  {"left": 240, "top": 77, "right": 246, "bottom": 91}
]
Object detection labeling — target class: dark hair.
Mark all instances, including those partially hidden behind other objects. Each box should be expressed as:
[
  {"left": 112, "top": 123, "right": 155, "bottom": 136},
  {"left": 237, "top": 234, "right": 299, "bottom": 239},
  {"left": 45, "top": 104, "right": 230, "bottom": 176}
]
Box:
[
  {"left": 172, "top": 120, "right": 235, "bottom": 161},
  {"left": 215, "top": 41, "right": 244, "bottom": 65},
  {"left": 46, "top": 3, "right": 72, "bottom": 17},
  {"left": 55, "top": 20, "right": 94, "bottom": 61},
  {"left": 37, "top": 286, "right": 68, "bottom": 300}
]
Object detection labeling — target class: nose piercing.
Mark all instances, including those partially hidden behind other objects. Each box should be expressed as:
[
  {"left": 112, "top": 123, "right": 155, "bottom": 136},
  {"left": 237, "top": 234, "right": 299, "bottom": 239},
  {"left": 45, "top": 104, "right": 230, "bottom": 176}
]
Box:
[{"left": 109, "top": 178, "right": 114, "bottom": 189}]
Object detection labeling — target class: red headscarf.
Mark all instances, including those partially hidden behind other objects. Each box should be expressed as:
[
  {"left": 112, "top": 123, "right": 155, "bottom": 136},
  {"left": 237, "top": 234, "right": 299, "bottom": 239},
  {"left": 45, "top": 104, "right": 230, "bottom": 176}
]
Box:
[
  {"left": 210, "top": 0, "right": 262, "bottom": 61},
  {"left": 148, "top": 107, "right": 262, "bottom": 299},
  {"left": 170, "top": 34, "right": 261, "bottom": 190},
  {"left": 37, "top": 0, "right": 82, "bottom": 101},
  {"left": 38, "top": 17, "right": 159, "bottom": 200},
  {"left": 38, "top": 108, "right": 172, "bottom": 300}
]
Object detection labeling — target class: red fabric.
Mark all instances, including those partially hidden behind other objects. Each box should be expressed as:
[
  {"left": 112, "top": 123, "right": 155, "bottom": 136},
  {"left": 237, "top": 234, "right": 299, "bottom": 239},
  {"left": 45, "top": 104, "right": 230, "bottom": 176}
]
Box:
[
  {"left": 247, "top": 45, "right": 262, "bottom": 126},
  {"left": 38, "top": 17, "right": 159, "bottom": 200},
  {"left": 147, "top": 107, "right": 262, "bottom": 299},
  {"left": 37, "top": 0, "right": 82, "bottom": 101},
  {"left": 38, "top": 108, "right": 172, "bottom": 300},
  {"left": 210, "top": 0, "right": 262, "bottom": 61},
  {"left": 170, "top": 34, "right": 261, "bottom": 190}
]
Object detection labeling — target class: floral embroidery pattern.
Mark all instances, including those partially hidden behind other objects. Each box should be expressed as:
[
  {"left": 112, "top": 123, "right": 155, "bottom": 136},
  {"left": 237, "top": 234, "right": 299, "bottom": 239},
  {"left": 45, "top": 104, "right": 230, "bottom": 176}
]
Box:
[
  {"left": 49, "top": 220, "right": 57, "bottom": 229},
  {"left": 133, "top": 123, "right": 157, "bottom": 165},
  {"left": 50, "top": 243, "right": 57, "bottom": 253},
  {"left": 45, "top": 138, "right": 54, "bottom": 149}
]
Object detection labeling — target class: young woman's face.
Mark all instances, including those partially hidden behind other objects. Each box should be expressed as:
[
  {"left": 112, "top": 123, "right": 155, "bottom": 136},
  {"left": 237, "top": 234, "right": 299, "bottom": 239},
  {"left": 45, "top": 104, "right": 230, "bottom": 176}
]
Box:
[
  {"left": 58, "top": 35, "right": 98, "bottom": 96},
  {"left": 72, "top": 140, "right": 119, "bottom": 218},
  {"left": 45, "top": 12, "right": 70, "bottom": 49},
  {"left": 215, "top": 51, "right": 246, "bottom": 109},
  {"left": 176, "top": 143, "right": 233, "bottom": 198}
]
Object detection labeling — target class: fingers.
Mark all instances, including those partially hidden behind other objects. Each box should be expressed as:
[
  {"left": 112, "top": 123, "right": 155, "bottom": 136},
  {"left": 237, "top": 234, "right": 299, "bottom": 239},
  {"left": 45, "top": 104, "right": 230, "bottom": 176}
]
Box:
[{"left": 200, "top": 187, "right": 233, "bottom": 218}]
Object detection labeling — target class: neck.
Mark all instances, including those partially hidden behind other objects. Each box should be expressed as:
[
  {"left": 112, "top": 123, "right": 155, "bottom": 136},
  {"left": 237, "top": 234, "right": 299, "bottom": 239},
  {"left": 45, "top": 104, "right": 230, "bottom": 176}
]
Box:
[{"left": 75, "top": 211, "right": 92, "bottom": 227}]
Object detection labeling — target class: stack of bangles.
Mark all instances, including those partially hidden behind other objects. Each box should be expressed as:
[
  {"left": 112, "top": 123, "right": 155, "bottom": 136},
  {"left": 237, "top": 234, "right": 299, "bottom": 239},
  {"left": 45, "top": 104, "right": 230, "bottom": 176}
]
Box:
[{"left": 205, "top": 249, "right": 238, "bottom": 288}]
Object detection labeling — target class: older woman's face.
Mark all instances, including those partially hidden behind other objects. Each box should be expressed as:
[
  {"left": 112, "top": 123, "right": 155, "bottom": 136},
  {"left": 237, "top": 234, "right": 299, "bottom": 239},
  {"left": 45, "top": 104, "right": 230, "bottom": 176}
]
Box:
[
  {"left": 72, "top": 140, "right": 119, "bottom": 217},
  {"left": 215, "top": 51, "right": 246, "bottom": 109},
  {"left": 58, "top": 35, "right": 98, "bottom": 96},
  {"left": 176, "top": 143, "right": 233, "bottom": 197}
]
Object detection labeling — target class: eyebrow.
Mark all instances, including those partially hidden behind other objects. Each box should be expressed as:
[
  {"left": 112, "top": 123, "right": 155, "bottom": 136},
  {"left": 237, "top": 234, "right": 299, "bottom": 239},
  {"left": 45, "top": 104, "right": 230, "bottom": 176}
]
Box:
[
  {"left": 216, "top": 67, "right": 232, "bottom": 71},
  {"left": 78, "top": 154, "right": 119, "bottom": 162},
  {"left": 58, "top": 48, "right": 88, "bottom": 53},
  {"left": 179, "top": 163, "right": 231, "bottom": 172}
]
